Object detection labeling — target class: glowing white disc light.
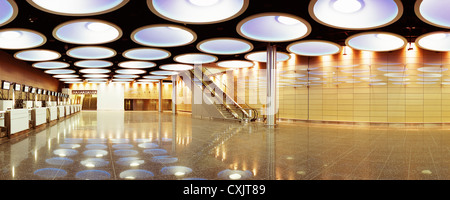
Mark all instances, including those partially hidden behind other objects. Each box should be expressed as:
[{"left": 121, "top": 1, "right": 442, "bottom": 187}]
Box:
[
  {"left": 147, "top": 0, "right": 248, "bottom": 24},
  {"left": 309, "top": 0, "right": 403, "bottom": 30},
  {"left": 416, "top": 32, "right": 450, "bottom": 52},
  {"left": 346, "top": 32, "right": 406, "bottom": 52},
  {"left": 287, "top": 40, "right": 342, "bottom": 56},
  {"left": 116, "top": 69, "right": 147, "bottom": 74},
  {"left": 0, "top": 28, "right": 46, "bottom": 49},
  {"left": 0, "top": 0, "right": 18, "bottom": 27},
  {"left": 75, "top": 60, "right": 113, "bottom": 68},
  {"left": 150, "top": 71, "right": 179, "bottom": 76},
  {"left": 33, "top": 61, "right": 70, "bottom": 69},
  {"left": 118, "top": 61, "right": 156, "bottom": 69},
  {"left": 142, "top": 75, "right": 167, "bottom": 79},
  {"left": 160, "top": 64, "right": 193, "bottom": 71},
  {"left": 174, "top": 53, "right": 217, "bottom": 64},
  {"left": 53, "top": 19, "right": 122, "bottom": 45},
  {"left": 415, "top": 0, "right": 450, "bottom": 29},
  {"left": 197, "top": 38, "right": 253, "bottom": 55},
  {"left": 26, "top": 0, "right": 129, "bottom": 16},
  {"left": 123, "top": 48, "right": 171, "bottom": 60},
  {"left": 80, "top": 69, "right": 111, "bottom": 74},
  {"left": 217, "top": 60, "right": 254, "bottom": 68},
  {"left": 67, "top": 46, "right": 116, "bottom": 59},
  {"left": 245, "top": 51, "right": 290, "bottom": 62},
  {"left": 14, "top": 49, "right": 60, "bottom": 61},
  {"left": 131, "top": 24, "right": 196, "bottom": 47},
  {"left": 45, "top": 69, "right": 76, "bottom": 74},
  {"left": 237, "top": 13, "right": 311, "bottom": 42}
]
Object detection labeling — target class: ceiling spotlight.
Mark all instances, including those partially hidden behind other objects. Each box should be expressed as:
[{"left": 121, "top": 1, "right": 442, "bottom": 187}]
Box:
[
  {"left": 0, "top": 30, "right": 22, "bottom": 39},
  {"left": 276, "top": 16, "right": 300, "bottom": 25},
  {"left": 86, "top": 22, "right": 111, "bottom": 32},
  {"left": 188, "top": 0, "right": 220, "bottom": 7},
  {"left": 332, "top": 0, "right": 363, "bottom": 14}
]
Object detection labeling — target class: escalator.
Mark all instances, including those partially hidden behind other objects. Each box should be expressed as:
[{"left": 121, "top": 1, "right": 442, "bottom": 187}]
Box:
[{"left": 82, "top": 94, "right": 97, "bottom": 110}]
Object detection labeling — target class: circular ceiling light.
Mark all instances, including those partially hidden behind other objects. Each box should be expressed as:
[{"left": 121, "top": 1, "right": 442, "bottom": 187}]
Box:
[
  {"left": 138, "top": 79, "right": 159, "bottom": 82},
  {"left": 118, "top": 61, "right": 156, "bottom": 69},
  {"left": 53, "top": 74, "right": 79, "bottom": 78},
  {"left": 217, "top": 60, "right": 254, "bottom": 68},
  {"left": 0, "top": 28, "right": 46, "bottom": 49},
  {"left": 244, "top": 51, "right": 290, "bottom": 62},
  {"left": 123, "top": 48, "right": 171, "bottom": 60},
  {"left": 0, "top": 0, "right": 18, "bottom": 27},
  {"left": 287, "top": 40, "right": 342, "bottom": 56},
  {"left": 14, "top": 49, "right": 60, "bottom": 61},
  {"left": 115, "top": 69, "right": 147, "bottom": 74},
  {"left": 33, "top": 61, "right": 70, "bottom": 69},
  {"left": 114, "top": 74, "right": 139, "bottom": 78},
  {"left": 75, "top": 60, "right": 113, "bottom": 68},
  {"left": 53, "top": 19, "right": 122, "bottom": 45},
  {"left": 142, "top": 75, "right": 168, "bottom": 79},
  {"left": 60, "top": 79, "right": 82, "bottom": 82},
  {"left": 236, "top": 13, "right": 311, "bottom": 42},
  {"left": 416, "top": 32, "right": 450, "bottom": 52},
  {"left": 79, "top": 68, "right": 111, "bottom": 74},
  {"left": 150, "top": 70, "right": 179, "bottom": 75},
  {"left": 346, "top": 32, "right": 407, "bottom": 52},
  {"left": 173, "top": 53, "right": 217, "bottom": 64},
  {"left": 160, "top": 64, "right": 193, "bottom": 71},
  {"left": 112, "top": 79, "right": 133, "bottom": 82},
  {"left": 45, "top": 69, "right": 76, "bottom": 74},
  {"left": 83, "top": 74, "right": 110, "bottom": 78},
  {"left": 309, "top": 0, "right": 403, "bottom": 30},
  {"left": 147, "top": 0, "right": 248, "bottom": 24},
  {"left": 197, "top": 37, "right": 253, "bottom": 55},
  {"left": 26, "top": 0, "right": 129, "bottom": 16},
  {"left": 415, "top": 0, "right": 450, "bottom": 29},
  {"left": 131, "top": 24, "right": 196, "bottom": 47},
  {"left": 67, "top": 46, "right": 116, "bottom": 59}
]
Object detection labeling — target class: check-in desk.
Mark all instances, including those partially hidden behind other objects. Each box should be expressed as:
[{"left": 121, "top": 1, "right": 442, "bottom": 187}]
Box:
[
  {"left": 48, "top": 107, "right": 58, "bottom": 122},
  {"left": 31, "top": 107, "right": 47, "bottom": 128},
  {"left": 65, "top": 105, "right": 71, "bottom": 116},
  {"left": 70, "top": 105, "right": 74, "bottom": 114},
  {"left": 5, "top": 109, "right": 29, "bottom": 136},
  {"left": 57, "top": 106, "right": 65, "bottom": 119}
]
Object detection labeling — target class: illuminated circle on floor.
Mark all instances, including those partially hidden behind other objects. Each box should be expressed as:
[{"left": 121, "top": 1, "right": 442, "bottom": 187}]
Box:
[
  {"left": 158, "top": 138, "right": 173, "bottom": 142},
  {"left": 85, "top": 144, "right": 108, "bottom": 149},
  {"left": 217, "top": 169, "right": 253, "bottom": 180},
  {"left": 418, "top": 73, "right": 442, "bottom": 78},
  {"left": 287, "top": 40, "right": 342, "bottom": 56},
  {"left": 76, "top": 170, "right": 111, "bottom": 180},
  {"left": 112, "top": 144, "right": 134, "bottom": 149},
  {"left": 182, "top": 177, "right": 208, "bottom": 180},
  {"left": 138, "top": 142, "right": 159, "bottom": 148},
  {"left": 33, "top": 61, "right": 70, "bottom": 69},
  {"left": 143, "top": 148, "right": 168, "bottom": 156},
  {"left": 147, "top": 0, "right": 248, "bottom": 24},
  {"left": 81, "top": 158, "right": 110, "bottom": 168},
  {"left": 151, "top": 155, "right": 178, "bottom": 164},
  {"left": 67, "top": 46, "right": 116, "bottom": 59},
  {"left": 14, "top": 49, "right": 60, "bottom": 61},
  {"left": 197, "top": 37, "right": 253, "bottom": 55},
  {"left": 34, "top": 168, "right": 67, "bottom": 179},
  {"left": 131, "top": 24, "right": 197, "bottom": 47},
  {"left": 119, "top": 169, "right": 154, "bottom": 180},
  {"left": 160, "top": 166, "right": 193, "bottom": 176},
  {"left": 75, "top": 60, "right": 113, "bottom": 68},
  {"left": 123, "top": 47, "right": 171, "bottom": 60},
  {"left": 417, "top": 66, "right": 448, "bottom": 73},
  {"left": 53, "top": 19, "right": 122, "bottom": 45},
  {"left": 309, "top": 0, "right": 403, "bottom": 30},
  {"left": 53, "top": 149, "right": 78, "bottom": 157},
  {"left": 114, "top": 149, "right": 138, "bottom": 157},
  {"left": 346, "top": 32, "right": 407, "bottom": 52},
  {"left": 377, "top": 65, "right": 406, "bottom": 72},
  {"left": 110, "top": 138, "right": 130, "bottom": 143},
  {"left": 237, "top": 13, "right": 311, "bottom": 42},
  {"left": 26, "top": 0, "right": 129, "bottom": 16},
  {"left": 415, "top": 0, "right": 450, "bottom": 29},
  {"left": 0, "top": 28, "right": 46, "bottom": 49},
  {"left": 83, "top": 150, "right": 108, "bottom": 157},
  {"left": 116, "top": 157, "right": 145, "bottom": 167},
  {"left": 59, "top": 144, "right": 81, "bottom": 149},
  {"left": 0, "top": 0, "right": 18, "bottom": 27},
  {"left": 45, "top": 157, "right": 74, "bottom": 166},
  {"left": 134, "top": 138, "right": 153, "bottom": 143}
]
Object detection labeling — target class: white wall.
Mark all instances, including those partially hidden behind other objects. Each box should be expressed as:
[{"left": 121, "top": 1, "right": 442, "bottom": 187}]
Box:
[{"left": 97, "top": 83, "right": 124, "bottom": 111}]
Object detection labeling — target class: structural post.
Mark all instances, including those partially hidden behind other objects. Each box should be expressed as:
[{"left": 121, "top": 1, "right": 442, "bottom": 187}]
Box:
[
  {"left": 172, "top": 75, "right": 177, "bottom": 115},
  {"left": 266, "top": 44, "right": 277, "bottom": 126},
  {"left": 158, "top": 80, "right": 163, "bottom": 113}
]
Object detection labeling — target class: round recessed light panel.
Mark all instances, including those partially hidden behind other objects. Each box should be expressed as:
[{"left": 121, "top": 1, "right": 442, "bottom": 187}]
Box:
[
  {"left": 53, "top": 74, "right": 79, "bottom": 78},
  {"left": 123, "top": 48, "right": 170, "bottom": 60},
  {"left": 75, "top": 60, "right": 113, "bottom": 68},
  {"left": 287, "top": 40, "right": 342, "bottom": 56},
  {"left": 160, "top": 64, "right": 193, "bottom": 71},
  {"left": 217, "top": 60, "right": 254, "bottom": 68},
  {"left": 245, "top": 51, "right": 290, "bottom": 62},
  {"left": 237, "top": 13, "right": 311, "bottom": 42},
  {"left": 26, "top": 0, "right": 129, "bottom": 16},
  {"left": 14, "top": 49, "right": 60, "bottom": 61},
  {"left": 0, "top": 28, "right": 46, "bottom": 49},
  {"left": 114, "top": 74, "right": 139, "bottom": 78},
  {"left": 118, "top": 61, "right": 156, "bottom": 69},
  {"left": 53, "top": 19, "right": 122, "bottom": 45},
  {"left": 131, "top": 24, "right": 196, "bottom": 47},
  {"left": 83, "top": 74, "right": 110, "bottom": 78},
  {"left": 33, "top": 61, "right": 70, "bottom": 69},
  {"left": 416, "top": 32, "right": 450, "bottom": 52},
  {"left": 150, "top": 70, "right": 179, "bottom": 76},
  {"left": 79, "top": 68, "right": 111, "bottom": 74},
  {"left": 115, "top": 69, "right": 147, "bottom": 74},
  {"left": 142, "top": 75, "right": 168, "bottom": 79},
  {"left": 147, "top": 0, "right": 248, "bottom": 24},
  {"left": 415, "top": 0, "right": 450, "bottom": 29},
  {"left": 197, "top": 38, "right": 253, "bottom": 55},
  {"left": 309, "top": 0, "right": 403, "bottom": 30},
  {"left": 346, "top": 32, "right": 407, "bottom": 52},
  {"left": 174, "top": 53, "right": 217, "bottom": 64},
  {"left": 0, "top": 0, "right": 18, "bottom": 27},
  {"left": 67, "top": 46, "right": 116, "bottom": 59},
  {"left": 45, "top": 69, "right": 76, "bottom": 74}
]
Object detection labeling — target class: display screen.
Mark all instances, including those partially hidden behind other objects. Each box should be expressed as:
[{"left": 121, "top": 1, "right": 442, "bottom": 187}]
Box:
[
  {"left": 14, "top": 84, "right": 21, "bottom": 91},
  {"left": 43, "top": 90, "right": 47, "bottom": 95},
  {"left": 31, "top": 87, "right": 36, "bottom": 93},
  {"left": 2, "top": 81, "right": 10, "bottom": 90},
  {"left": 23, "top": 86, "right": 29, "bottom": 92},
  {"left": 37, "top": 89, "right": 42, "bottom": 94}
]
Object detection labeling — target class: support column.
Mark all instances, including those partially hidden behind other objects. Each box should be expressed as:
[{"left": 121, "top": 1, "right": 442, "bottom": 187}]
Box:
[
  {"left": 158, "top": 80, "right": 163, "bottom": 113},
  {"left": 266, "top": 44, "right": 277, "bottom": 126},
  {"left": 172, "top": 75, "right": 177, "bottom": 115}
]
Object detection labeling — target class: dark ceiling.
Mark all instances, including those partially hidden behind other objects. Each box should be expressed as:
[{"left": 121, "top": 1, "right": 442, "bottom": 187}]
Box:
[{"left": 1, "top": 0, "right": 446, "bottom": 85}]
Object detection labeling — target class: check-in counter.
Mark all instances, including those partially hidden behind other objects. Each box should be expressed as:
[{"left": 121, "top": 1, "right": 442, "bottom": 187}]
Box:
[
  {"left": 70, "top": 105, "right": 74, "bottom": 114},
  {"left": 5, "top": 109, "right": 29, "bottom": 136},
  {"left": 65, "top": 105, "right": 71, "bottom": 116},
  {"left": 48, "top": 107, "right": 58, "bottom": 122},
  {"left": 31, "top": 107, "right": 47, "bottom": 128},
  {"left": 57, "top": 106, "right": 65, "bottom": 119}
]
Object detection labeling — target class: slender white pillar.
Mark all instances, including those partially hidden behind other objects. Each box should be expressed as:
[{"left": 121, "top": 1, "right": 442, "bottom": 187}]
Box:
[
  {"left": 172, "top": 75, "right": 177, "bottom": 115},
  {"left": 158, "top": 80, "right": 163, "bottom": 112},
  {"left": 266, "top": 44, "right": 277, "bottom": 126}
]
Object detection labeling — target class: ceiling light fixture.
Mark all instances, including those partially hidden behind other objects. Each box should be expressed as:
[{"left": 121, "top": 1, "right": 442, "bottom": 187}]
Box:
[
  {"left": 188, "top": 0, "right": 220, "bottom": 7},
  {"left": 332, "top": 0, "right": 363, "bottom": 13},
  {"left": 275, "top": 16, "right": 301, "bottom": 25},
  {"left": 0, "top": 30, "right": 21, "bottom": 39}
]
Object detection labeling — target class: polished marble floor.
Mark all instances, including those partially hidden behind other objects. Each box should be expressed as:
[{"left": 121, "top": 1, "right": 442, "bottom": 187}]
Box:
[{"left": 1, "top": 111, "right": 450, "bottom": 180}]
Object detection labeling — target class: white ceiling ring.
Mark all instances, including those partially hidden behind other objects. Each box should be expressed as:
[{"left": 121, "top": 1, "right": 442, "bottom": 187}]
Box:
[
  {"left": 26, "top": 0, "right": 129, "bottom": 16},
  {"left": 122, "top": 47, "right": 171, "bottom": 60},
  {"left": 245, "top": 51, "right": 291, "bottom": 62},
  {"left": 131, "top": 24, "right": 197, "bottom": 47},
  {"left": 0, "top": 28, "right": 46, "bottom": 49},
  {"left": 14, "top": 49, "right": 60, "bottom": 61},
  {"left": 415, "top": 0, "right": 450, "bottom": 29},
  {"left": 287, "top": 40, "right": 342, "bottom": 56},
  {"left": 197, "top": 37, "right": 253, "bottom": 55},
  {"left": 346, "top": 32, "right": 407, "bottom": 52},
  {"left": 173, "top": 53, "right": 218, "bottom": 64},
  {"left": 67, "top": 46, "right": 116, "bottom": 59},
  {"left": 0, "top": 0, "right": 18, "bottom": 27},
  {"left": 416, "top": 31, "right": 450, "bottom": 52},
  {"left": 75, "top": 60, "right": 113, "bottom": 68},
  {"left": 53, "top": 19, "right": 122, "bottom": 45}
]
